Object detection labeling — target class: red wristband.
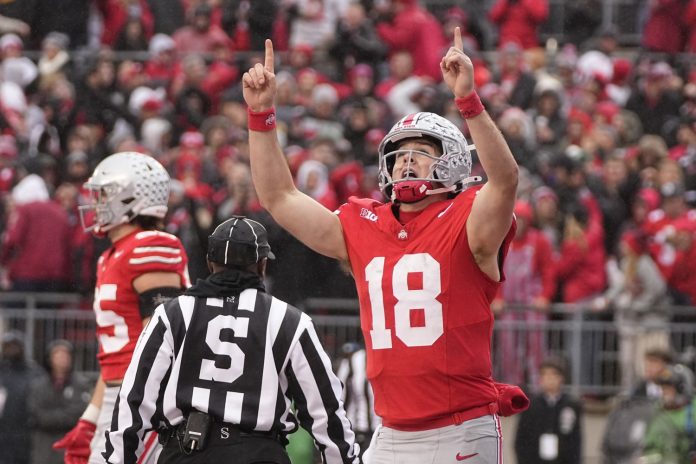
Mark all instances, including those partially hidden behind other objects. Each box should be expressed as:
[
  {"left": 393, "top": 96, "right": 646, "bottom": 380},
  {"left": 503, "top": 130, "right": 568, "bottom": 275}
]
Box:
[
  {"left": 455, "top": 92, "right": 484, "bottom": 119},
  {"left": 247, "top": 106, "right": 276, "bottom": 131}
]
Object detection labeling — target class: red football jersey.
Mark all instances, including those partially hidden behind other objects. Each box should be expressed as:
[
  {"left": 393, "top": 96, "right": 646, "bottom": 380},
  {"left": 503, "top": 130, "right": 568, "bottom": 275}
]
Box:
[
  {"left": 94, "top": 229, "right": 190, "bottom": 381},
  {"left": 337, "top": 187, "right": 515, "bottom": 429}
]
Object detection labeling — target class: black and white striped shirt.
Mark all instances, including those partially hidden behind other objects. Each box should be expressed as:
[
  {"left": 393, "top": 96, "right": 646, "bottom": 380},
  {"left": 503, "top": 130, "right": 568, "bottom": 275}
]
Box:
[{"left": 103, "top": 289, "right": 359, "bottom": 464}]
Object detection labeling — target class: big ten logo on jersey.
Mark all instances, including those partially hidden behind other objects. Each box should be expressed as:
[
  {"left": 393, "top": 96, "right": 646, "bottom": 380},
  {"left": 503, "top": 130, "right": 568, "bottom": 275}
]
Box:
[
  {"left": 360, "top": 208, "right": 378, "bottom": 222},
  {"left": 191, "top": 295, "right": 254, "bottom": 423},
  {"left": 365, "top": 253, "right": 443, "bottom": 349}
]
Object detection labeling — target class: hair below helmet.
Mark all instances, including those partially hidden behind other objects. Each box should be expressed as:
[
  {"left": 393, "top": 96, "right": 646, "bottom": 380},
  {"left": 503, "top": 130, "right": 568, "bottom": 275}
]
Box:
[
  {"left": 79, "top": 152, "right": 170, "bottom": 234},
  {"left": 377, "top": 112, "right": 478, "bottom": 200}
]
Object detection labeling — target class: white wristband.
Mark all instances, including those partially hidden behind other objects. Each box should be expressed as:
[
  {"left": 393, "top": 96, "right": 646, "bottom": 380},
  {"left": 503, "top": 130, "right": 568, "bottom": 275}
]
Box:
[{"left": 81, "top": 403, "right": 100, "bottom": 424}]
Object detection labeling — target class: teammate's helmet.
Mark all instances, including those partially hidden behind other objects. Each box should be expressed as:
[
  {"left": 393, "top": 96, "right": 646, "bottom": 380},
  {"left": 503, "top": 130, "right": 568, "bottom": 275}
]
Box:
[
  {"left": 79, "top": 152, "right": 170, "bottom": 234},
  {"left": 377, "top": 112, "right": 478, "bottom": 200}
]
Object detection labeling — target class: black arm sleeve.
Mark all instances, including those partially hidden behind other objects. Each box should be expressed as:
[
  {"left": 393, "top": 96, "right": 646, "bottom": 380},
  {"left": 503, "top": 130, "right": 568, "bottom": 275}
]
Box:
[{"left": 138, "top": 287, "right": 182, "bottom": 319}]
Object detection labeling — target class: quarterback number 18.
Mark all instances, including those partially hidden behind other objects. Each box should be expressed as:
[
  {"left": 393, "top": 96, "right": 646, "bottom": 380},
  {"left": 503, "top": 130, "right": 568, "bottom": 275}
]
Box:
[{"left": 365, "top": 253, "right": 444, "bottom": 349}]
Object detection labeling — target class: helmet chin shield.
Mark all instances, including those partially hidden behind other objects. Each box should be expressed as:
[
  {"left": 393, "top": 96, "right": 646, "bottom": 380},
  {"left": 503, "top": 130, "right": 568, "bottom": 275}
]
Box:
[
  {"left": 393, "top": 180, "right": 434, "bottom": 203},
  {"left": 79, "top": 152, "right": 170, "bottom": 235},
  {"left": 378, "top": 112, "right": 481, "bottom": 201}
]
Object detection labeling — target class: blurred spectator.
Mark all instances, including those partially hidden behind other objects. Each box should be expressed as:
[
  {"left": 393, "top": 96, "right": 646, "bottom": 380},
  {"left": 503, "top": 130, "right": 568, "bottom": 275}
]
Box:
[
  {"left": 643, "top": 182, "right": 694, "bottom": 299},
  {"left": 172, "top": 3, "right": 232, "bottom": 54},
  {"left": 329, "top": 3, "right": 386, "bottom": 79},
  {"left": 1, "top": 34, "right": 38, "bottom": 91},
  {"left": 144, "top": 33, "right": 179, "bottom": 88},
  {"left": 528, "top": 88, "right": 566, "bottom": 152},
  {"left": 32, "top": 0, "right": 90, "bottom": 48},
  {"left": 172, "top": 55, "right": 213, "bottom": 131},
  {"left": 593, "top": 229, "right": 670, "bottom": 390},
  {"left": 221, "top": 0, "right": 277, "bottom": 51},
  {"left": 626, "top": 62, "right": 682, "bottom": 136},
  {"left": 287, "top": 0, "right": 346, "bottom": 52},
  {"left": 607, "top": 58, "right": 634, "bottom": 107},
  {"left": 488, "top": 0, "right": 549, "bottom": 50},
  {"left": 0, "top": 168, "right": 72, "bottom": 292},
  {"left": 493, "top": 200, "right": 556, "bottom": 387},
  {"left": 563, "top": 0, "right": 602, "bottom": 48},
  {"left": 641, "top": 364, "right": 696, "bottom": 463},
  {"left": 640, "top": 0, "right": 686, "bottom": 54},
  {"left": 533, "top": 185, "right": 562, "bottom": 250},
  {"left": 375, "top": 0, "right": 447, "bottom": 81},
  {"left": 514, "top": 356, "right": 582, "bottom": 464},
  {"left": 632, "top": 347, "right": 673, "bottom": 399},
  {"left": 440, "top": 6, "right": 487, "bottom": 52},
  {"left": 379, "top": 51, "right": 431, "bottom": 118},
  {"left": 36, "top": 32, "right": 71, "bottom": 89},
  {"left": 498, "top": 107, "right": 537, "bottom": 173},
  {"left": 146, "top": 0, "right": 186, "bottom": 35},
  {"left": 0, "top": 1, "right": 35, "bottom": 38},
  {"left": 296, "top": 158, "right": 339, "bottom": 210},
  {"left": 495, "top": 41, "right": 537, "bottom": 110},
  {"left": 114, "top": 16, "right": 149, "bottom": 51},
  {"left": 297, "top": 83, "right": 344, "bottom": 144},
  {"left": 28, "top": 340, "right": 92, "bottom": 464},
  {"left": 97, "top": 0, "right": 154, "bottom": 47},
  {"left": 555, "top": 202, "right": 606, "bottom": 303},
  {"left": 77, "top": 51, "right": 134, "bottom": 134},
  {"left": 0, "top": 331, "right": 41, "bottom": 464},
  {"left": 587, "top": 154, "right": 639, "bottom": 256}
]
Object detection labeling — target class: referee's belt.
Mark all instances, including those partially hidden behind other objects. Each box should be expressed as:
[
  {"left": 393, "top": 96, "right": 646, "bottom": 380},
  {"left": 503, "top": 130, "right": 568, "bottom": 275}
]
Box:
[
  {"left": 161, "top": 421, "right": 284, "bottom": 447},
  {"left": 383, "top": 402, "right": 499, "bottom": 432}
]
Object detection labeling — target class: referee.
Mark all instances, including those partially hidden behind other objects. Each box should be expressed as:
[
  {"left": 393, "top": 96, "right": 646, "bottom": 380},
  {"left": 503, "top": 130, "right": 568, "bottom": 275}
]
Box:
[{"left": 103, "top": 216, "right": 360, "bottom": 464}]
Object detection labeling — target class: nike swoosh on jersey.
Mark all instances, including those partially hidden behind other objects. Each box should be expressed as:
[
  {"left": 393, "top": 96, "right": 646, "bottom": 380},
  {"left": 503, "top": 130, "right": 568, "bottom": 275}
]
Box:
[
  {"left": 437, "top": 203, "right": 454, "bottom": 218},
  {"left": 456, "top": 452, "right": 479, "bottom": 461}
]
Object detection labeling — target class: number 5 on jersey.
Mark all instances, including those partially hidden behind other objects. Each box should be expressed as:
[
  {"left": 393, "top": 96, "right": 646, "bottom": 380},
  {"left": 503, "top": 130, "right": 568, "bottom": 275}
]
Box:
[{"left": 366, "top": 253, "right": 444, "bottom": 349}]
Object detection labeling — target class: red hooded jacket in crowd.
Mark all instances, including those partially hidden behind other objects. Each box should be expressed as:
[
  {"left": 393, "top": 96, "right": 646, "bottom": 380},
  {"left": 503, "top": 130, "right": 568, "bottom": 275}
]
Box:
[
  {"left": 376, "top": 0, "right": 448, "bottom": 81},
  {"left": 641, "top": 0, "right": 686, "bottom": 53},
  {"left": 555, "top": 219, "right": 607, "bottom": 303},
  {"left": 489, "top": 0, "right": 549, "bottom": 49},
  {"left": 0, "top": 200, "right": 72, "bottom": 285},
  {"left": 685, "top": 0, "right": 696, "bottom": 52}
]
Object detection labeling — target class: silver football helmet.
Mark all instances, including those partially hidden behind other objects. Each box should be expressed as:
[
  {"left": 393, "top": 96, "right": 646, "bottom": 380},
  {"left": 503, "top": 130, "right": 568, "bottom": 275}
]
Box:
[
  {"left": 79, "top": 152, "right": 170, "bottom": 234},
  {"left": 378, "top": 112, "right": 480, "bottom": 200}
]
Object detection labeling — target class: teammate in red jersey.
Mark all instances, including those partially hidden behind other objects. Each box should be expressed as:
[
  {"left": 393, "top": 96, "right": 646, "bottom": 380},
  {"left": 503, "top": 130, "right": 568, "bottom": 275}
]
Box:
[
  {"left": 53, "top": 152, "right": 190, "bottom": 464},
  {"left": 244, "top": 28, "right": 521, "bottom": 463}
]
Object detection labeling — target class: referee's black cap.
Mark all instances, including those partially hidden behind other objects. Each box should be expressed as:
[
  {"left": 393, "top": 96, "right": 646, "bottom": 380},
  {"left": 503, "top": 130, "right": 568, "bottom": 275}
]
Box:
[{"left": 207, "top": 216, "right": 275, "bottom": 267}]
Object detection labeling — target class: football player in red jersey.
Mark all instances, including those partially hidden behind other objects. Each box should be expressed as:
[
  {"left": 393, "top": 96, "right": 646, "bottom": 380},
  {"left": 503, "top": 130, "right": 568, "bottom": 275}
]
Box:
[
  {"left": 244, "top": 28, "right": 522, "bottom": 463},
  {"left": 53, "top": 152, "right": 190, "bottom": 464}
]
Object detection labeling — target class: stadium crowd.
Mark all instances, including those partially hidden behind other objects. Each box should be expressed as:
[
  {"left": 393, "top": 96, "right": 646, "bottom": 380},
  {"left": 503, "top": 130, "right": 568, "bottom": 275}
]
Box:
[{"left": 0, "top": 0, "right": 695, "bottom": 371}]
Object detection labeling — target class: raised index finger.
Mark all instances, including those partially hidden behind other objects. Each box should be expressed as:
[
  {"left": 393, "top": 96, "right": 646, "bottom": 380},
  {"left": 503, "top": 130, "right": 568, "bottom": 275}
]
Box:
[
  {"left": 453, "top": 26, "right": 463, "bottom": 50},
  {"left": 264, "top": 39, "right": 275, "bottom": 73}
]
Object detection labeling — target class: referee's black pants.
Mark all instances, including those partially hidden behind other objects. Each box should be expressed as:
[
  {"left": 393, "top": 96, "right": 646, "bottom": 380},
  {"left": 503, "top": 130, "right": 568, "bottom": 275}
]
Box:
[{"left": 159, "top": 434, "right": 291, "bottom": 464}]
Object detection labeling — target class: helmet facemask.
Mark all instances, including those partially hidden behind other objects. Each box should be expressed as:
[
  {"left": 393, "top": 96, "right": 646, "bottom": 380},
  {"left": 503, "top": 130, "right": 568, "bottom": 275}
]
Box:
[
  {"left": 79, "top": 181, "right": 141, "bottom": 234},
  {"left": 377, "top": 112, "right": 481, "bottom": 202}
]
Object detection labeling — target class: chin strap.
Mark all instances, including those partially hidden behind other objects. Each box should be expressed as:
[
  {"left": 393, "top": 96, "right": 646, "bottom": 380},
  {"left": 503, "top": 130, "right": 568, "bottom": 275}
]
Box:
[
  {"left": 392, "top": 180, "right": 432, "bottom": 203},
  {"left": 426, "top": 175, "right": 483, "bottom": 196},
  {"left": 392, "top": 176, "right": 484, "bottom": 203}
]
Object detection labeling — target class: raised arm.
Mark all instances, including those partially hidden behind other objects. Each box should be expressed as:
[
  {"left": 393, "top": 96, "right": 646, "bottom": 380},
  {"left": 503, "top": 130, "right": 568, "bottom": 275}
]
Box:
[
  {"left": 441, "top": 28, "right": 518, "bottom": 279},
  {"left": 243, "top": 40, "right": 348, "bottom": 261}
]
